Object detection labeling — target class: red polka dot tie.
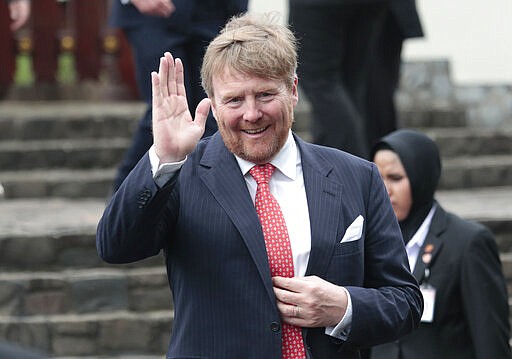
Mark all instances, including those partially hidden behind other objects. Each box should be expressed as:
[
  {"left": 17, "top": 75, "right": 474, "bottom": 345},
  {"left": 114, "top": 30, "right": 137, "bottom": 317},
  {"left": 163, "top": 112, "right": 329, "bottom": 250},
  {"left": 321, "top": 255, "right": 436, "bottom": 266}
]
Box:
[{"left": 250, "top": 164, "right": 306, "bottom": 359}]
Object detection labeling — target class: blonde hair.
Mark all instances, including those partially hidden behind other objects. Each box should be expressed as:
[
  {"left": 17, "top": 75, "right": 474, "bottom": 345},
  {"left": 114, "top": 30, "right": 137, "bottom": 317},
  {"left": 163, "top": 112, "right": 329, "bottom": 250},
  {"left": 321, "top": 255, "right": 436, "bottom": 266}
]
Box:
[{"left": 201, "top": 12, "right": 297, "bottom": 98}]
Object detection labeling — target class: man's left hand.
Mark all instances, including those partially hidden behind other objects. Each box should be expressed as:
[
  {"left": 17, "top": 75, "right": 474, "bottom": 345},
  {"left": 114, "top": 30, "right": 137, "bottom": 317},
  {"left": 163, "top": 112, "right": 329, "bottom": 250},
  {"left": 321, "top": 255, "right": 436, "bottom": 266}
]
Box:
[{"left": 273, "top": 276, "right": 348, "bottom": 328}]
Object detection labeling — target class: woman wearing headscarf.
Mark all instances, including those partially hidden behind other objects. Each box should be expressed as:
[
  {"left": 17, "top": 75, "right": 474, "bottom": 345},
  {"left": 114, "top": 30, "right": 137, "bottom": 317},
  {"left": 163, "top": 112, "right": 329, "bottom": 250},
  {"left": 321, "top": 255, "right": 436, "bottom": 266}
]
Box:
[{"left": 370, "top": 129, "right": 511, "bottom": 359}]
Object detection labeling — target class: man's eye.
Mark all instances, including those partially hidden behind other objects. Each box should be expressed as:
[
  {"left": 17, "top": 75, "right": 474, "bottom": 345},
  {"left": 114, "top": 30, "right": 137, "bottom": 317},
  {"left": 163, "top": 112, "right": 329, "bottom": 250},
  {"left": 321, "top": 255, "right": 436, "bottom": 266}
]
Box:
[
  {"left": 258, "top": 92, "right": 274, "bottom": 100},
  {"left": 227, "top": 97, "right": 242, "bottom": 105}
]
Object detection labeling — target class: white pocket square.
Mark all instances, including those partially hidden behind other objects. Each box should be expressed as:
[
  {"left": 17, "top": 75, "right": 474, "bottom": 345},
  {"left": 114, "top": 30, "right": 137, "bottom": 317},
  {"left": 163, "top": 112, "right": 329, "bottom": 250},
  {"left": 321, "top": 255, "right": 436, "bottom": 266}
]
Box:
[{"left": 340, "top": 215, "right": 364, "bottom": 243}]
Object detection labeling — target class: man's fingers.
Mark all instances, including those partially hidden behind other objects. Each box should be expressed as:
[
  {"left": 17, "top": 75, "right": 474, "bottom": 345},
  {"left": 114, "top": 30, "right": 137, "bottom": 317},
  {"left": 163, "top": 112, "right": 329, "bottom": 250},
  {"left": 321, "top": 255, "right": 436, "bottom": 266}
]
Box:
[
  {"left": 273, "top": 285, "right": 301, "bottom": 307},
  {"left": 164, "top": 52, "right": 176, "bottom": 97},
  {"left": 194, "top": 98, "right": 211, "bottom": 130},
  {"left": 276, "top": 299, "right": 298, "bottom": 317},
  {"left": 151, "top": 72, "right": 162, "bottom": 109},
  {"left": 158, "top": 55, "right": 170, "bottom": 98},
  {"left": 272, "top": 276, "right": 307, "bottom": 292},
  {"left": 175, "top": 58, "right": 186, "bottom": 97}
]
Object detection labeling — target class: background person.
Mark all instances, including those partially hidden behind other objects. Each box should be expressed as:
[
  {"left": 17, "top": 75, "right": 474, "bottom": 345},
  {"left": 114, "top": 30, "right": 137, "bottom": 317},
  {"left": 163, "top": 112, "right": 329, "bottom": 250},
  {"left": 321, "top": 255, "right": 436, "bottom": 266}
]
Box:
[
  {"left": 371, "top": 129, "right": 511, "bottom": 359},
  {"left": 365, "top": 0, "right": 423, "bottom": 148},
  {"left": 288, "top": 0, "right": 388, "bottom": 159}
]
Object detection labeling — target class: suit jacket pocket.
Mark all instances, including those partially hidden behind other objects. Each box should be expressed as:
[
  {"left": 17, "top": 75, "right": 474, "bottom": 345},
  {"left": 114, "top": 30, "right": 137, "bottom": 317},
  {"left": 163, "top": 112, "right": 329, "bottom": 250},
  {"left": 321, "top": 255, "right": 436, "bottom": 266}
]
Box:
[
  {"left": 333, "top": 238, "right": 363, "bottom": 256},
  {"left": 326, "top": 240, "right": 365, "bottom": 285}
]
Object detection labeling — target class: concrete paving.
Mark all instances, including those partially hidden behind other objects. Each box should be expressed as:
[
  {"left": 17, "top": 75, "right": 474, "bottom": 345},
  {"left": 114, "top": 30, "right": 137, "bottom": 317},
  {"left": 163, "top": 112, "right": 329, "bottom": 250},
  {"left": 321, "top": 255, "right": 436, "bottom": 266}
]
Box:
[{"left": 1, "top": 186, "right": 511, "bottom": 239}]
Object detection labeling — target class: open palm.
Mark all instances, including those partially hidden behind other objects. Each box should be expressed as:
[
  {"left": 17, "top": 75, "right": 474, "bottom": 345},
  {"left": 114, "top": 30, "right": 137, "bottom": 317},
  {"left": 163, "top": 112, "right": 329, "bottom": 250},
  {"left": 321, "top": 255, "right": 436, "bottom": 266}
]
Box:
[{"left": 151, "top": 52, "right": 211, "bottom": 163}]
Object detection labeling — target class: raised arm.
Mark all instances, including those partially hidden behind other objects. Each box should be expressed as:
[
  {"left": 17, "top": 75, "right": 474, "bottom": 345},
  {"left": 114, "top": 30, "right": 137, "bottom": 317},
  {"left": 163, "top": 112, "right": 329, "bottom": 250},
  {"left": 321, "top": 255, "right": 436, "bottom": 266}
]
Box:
[{"left": 151, "top": 52, "right": 211, "bottom": 163}]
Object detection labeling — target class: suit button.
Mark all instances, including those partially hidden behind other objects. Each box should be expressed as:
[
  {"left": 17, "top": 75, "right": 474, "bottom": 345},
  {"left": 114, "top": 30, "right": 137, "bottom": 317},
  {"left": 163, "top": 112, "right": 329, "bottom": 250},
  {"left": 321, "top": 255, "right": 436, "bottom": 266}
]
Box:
[{"left": 270, "top": 322, "right": 280, "bottom": 332}]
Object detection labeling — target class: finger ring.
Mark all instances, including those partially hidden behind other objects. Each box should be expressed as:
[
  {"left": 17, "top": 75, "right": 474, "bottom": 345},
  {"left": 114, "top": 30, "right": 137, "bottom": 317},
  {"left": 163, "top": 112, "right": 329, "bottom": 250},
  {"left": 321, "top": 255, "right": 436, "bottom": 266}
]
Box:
[{"left": 294, "top": 306, "right": 300, "bottom": 318}]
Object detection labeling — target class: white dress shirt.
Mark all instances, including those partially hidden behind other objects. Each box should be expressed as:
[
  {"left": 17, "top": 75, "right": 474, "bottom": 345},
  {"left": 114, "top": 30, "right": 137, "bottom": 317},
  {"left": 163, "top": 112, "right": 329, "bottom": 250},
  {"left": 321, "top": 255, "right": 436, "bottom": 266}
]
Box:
[{"left": 406, "top": 205, "right": 437, "bottom": 272}]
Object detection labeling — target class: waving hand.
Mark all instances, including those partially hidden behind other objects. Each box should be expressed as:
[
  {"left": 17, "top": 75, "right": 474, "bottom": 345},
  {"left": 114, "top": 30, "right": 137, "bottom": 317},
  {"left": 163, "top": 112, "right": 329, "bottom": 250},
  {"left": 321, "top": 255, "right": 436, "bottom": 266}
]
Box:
[{"left": 151, "top": 52, "right": 211, "bottom": 163}]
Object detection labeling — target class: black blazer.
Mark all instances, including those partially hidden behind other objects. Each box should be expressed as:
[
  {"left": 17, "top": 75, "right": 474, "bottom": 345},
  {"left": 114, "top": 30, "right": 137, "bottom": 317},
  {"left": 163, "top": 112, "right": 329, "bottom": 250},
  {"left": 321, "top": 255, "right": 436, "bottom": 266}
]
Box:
[{"left": 371, "top": 202, "right": 511, "bottom": 359}]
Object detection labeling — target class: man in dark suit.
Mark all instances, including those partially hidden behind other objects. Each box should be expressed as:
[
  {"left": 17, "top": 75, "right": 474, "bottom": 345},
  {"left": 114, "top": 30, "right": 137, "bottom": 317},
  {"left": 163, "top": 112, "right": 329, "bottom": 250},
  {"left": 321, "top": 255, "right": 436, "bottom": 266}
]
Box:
[
  {"left": 97, "top": 13, "right": 422, "bottom": 358},
  {"left": 371, "top": 129, "right": 511, "bottom": 359},
  {"left": 366, "top": 0, "right": 424, "bottom": 149},
  {"left": 109, "top": 0, "right": 248, "bottom": 192}
]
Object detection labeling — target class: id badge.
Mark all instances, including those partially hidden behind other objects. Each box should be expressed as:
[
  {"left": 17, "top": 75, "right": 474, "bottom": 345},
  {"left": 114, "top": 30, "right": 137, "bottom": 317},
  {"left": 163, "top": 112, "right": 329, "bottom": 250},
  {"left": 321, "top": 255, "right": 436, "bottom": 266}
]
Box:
[{"left": 420, "top": 283, "right": 436, "bottom": 323}]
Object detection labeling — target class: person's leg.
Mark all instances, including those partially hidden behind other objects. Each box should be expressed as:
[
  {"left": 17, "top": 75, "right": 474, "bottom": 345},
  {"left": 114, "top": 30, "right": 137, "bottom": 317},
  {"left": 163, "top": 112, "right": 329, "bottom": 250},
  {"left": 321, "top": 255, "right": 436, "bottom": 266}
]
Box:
[
  {"left": 342, "top": 3, "right": 387, "bottom": 121},
  {"left": 289, "top": 4, "right": 371, "bottom": 158},
  {"left": 366, "top": 11, "right": 403, "bottom": 148}
]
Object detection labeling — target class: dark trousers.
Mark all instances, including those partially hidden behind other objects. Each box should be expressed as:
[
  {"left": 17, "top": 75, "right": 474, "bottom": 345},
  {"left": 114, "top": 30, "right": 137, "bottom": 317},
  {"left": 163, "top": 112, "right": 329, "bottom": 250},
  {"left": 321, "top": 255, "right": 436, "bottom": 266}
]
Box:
[
  {"left": 366, "top": 10, "right": 404, "bottom": 149},
  {"left": 289, "top": 2, "right": 387, "bottom": 159},
  {"left": 112, "top": 26, "right": 217, "bottom": 192}
]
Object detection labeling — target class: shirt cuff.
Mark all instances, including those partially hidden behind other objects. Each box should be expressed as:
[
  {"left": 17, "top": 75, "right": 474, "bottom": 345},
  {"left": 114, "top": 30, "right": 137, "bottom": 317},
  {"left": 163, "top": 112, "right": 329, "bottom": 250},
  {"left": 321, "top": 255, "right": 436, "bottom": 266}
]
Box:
[
  {"left": 324, "top": 287, "right": 352, "bottom": 340},
  {"left": 149, "top": 145, "right": 186, "bottom": 187}
]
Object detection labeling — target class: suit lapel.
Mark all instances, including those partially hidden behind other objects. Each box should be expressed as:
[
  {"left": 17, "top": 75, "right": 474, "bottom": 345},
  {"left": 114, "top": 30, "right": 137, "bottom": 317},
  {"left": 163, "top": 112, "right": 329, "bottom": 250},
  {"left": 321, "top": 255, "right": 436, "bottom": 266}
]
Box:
[
  {"left": 198, "top": 134, "right": 274, "bottom": 300},
  {"left": 295, "top": 138, "right": 343, "bottom": 278}
]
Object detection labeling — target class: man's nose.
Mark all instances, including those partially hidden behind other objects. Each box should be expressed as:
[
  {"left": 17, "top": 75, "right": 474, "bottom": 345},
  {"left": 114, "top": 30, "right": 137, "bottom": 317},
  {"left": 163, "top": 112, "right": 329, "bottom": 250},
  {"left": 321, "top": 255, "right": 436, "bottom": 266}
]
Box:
[{"left": 242, "top": 99, "right": 262, "bottom": 122}]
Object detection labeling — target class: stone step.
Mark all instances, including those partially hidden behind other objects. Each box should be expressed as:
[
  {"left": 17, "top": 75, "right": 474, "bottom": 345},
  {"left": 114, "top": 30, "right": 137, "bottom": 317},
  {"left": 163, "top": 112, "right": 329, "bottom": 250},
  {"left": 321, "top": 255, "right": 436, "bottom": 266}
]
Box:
[
  {"left": 0, "top": 127, "right": 509, "bottom": 167},
  {"left": 0, "top": 168, "right": 115, "bottom": 199},
  {"left": 0, "top": 198, "right": 163, "bottom": 272},
  {"left": 0, "top": 101, "right": 143, "bottom": 141},
  {"left": 0, "top": 187, "right": 510, "bottom": 357},
  {"left": 0, "top": 310, "right": 171, "bottom": 358},
  {"left": 398, "top": 107, "right": 468, "bottom": 128},
  {"left": 423, "top": 127, "right": 512, "bottom": 158},
  {"left": 0, "top": 100, "right": 476, "bottom": 143},
  {"left": 2, "top": 150, "right": 511, "bottom": 200},
  {"left": 0, "top": 267, "right": 170, "bottom": 316},
  {"left": 292, "top": 101, "right": 469, "bottom": 133},
  {"left": 0, "top": 138, "right": 128, "bottom": 170},
  {"left": 440, "top": 155, "right": 512, "bottom": 189},
  {"left": 0, "top": 190, "right": 511, "bottom": 269},
  {"left": 436, "top": 186, "right": 512, "bottom": 253},
  {"left": 2, "top": 252, "right": 511, "bottom": 319},
  {"left": 0, "top": 232, "right": 163, "bottom": 273}
]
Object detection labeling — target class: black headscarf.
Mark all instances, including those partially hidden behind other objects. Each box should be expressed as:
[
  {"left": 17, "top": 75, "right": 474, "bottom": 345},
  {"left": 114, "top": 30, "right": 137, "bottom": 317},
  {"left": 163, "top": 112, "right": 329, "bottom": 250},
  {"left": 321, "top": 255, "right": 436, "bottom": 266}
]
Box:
[{"left": 371, "top": 129, "right": 442, "bottom": 243}]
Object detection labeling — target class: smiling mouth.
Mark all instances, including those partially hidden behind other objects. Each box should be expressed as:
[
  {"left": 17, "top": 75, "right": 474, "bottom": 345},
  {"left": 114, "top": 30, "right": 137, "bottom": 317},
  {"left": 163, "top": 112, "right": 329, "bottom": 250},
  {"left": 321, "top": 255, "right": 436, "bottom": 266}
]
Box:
[{"left": 243, "top": 126, "right": 269, "bottom": 135}]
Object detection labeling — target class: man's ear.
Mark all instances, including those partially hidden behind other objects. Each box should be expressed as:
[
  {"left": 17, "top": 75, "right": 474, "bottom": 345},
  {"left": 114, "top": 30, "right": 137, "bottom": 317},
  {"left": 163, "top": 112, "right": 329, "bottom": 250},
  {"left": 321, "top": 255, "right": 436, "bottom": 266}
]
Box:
[{"left": 292, "top": 76, "right": 299, "bottom": 106}]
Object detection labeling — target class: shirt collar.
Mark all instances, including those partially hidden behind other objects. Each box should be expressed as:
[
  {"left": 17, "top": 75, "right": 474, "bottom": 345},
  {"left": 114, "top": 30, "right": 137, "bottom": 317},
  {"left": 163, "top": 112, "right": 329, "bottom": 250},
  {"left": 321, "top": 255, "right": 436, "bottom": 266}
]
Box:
[
  {"left": 236, "top": 130, "right": 297, "bottom": 180},
  {"left": 406, "top": 204, "right": 437, "bottom": 250}
]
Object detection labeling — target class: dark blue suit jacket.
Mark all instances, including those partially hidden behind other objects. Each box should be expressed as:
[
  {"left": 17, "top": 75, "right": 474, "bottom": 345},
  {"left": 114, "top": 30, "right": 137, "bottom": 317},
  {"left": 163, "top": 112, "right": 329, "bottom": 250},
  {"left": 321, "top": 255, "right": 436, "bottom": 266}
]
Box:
[{"left": 97, "top": 133, "right": 422, "bottom": 358}]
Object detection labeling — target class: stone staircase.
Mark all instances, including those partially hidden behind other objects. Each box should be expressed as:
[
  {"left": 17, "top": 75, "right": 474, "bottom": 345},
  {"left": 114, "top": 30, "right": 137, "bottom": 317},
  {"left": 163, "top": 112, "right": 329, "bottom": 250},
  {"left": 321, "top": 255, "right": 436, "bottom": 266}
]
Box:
[{"left": 0, "top": 60, "right": 511, "bottom": 358}]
